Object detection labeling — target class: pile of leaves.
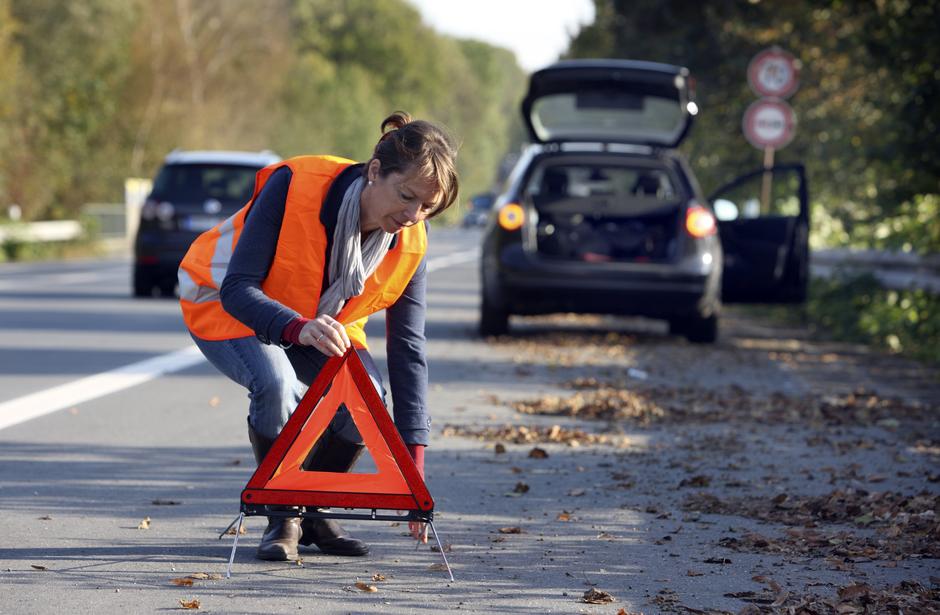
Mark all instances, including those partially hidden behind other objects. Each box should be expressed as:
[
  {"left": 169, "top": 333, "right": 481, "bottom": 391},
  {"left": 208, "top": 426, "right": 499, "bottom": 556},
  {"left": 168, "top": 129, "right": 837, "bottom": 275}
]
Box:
[
  {"left": 510, "top": 386, "right": 668, "bottom": 425},
  {"left": 487, "top": 329, "right": 634, "bottom": 366},
  {"left": 684, "top": 489, "right": 939, "bottom": 559},
  {"left": 509, "top": 382, "right": 933, "bottom": 429},
  {"left": 719, "top": 527, "right": 929, "bottom": 561},
  {"left": 439, "top": 423, "right": 621, "bottom": 446},
  {"left": 734, "top": 579, "right": 940, "bottom": 614}
]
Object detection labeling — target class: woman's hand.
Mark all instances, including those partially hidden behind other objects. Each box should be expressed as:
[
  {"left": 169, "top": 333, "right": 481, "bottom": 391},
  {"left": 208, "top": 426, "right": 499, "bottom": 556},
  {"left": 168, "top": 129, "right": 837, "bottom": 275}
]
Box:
[
  {"left": 298, "top": 314, "right": 351, "bottom": 356},
  {"left": 407, "top": 444, "right": 428, "bottom": 543}
]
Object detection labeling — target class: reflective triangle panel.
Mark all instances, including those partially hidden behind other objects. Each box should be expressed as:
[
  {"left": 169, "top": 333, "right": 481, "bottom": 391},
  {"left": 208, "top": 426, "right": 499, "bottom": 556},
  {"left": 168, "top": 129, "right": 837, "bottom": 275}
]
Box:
[{"left": 242, "top": 350, "right": 433, "bottom": 512}]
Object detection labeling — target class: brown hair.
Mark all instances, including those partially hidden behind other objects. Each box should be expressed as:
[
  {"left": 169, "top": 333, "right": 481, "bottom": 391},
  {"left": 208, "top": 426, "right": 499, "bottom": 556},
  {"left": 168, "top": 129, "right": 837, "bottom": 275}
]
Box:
[{"left": 366, "top": 111, "right": 459, "bottom": 218}]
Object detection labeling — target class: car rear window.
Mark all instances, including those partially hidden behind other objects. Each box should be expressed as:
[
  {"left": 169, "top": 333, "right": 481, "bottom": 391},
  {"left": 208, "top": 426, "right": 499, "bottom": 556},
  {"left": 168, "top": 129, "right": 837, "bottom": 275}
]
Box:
[
  {"left": 526, "top": 164, "right": 677, "bottom": 202},
  {"left": 151, "top": 164, "right": 259, "bottom": 202}
]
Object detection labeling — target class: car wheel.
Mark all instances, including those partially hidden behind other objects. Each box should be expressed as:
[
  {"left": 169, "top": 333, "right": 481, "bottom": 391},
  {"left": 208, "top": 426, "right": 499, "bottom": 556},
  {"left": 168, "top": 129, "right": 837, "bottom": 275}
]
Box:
[
  {"left": 479, "top": 295, "right": 509, "bottom": 336},
  {"left": 158, "top": 278, "right": 178, "bottom": 298},
  {"left": 684, "top": 314, "right": 718, "bottom": 344},
  {"left": 133, "top": 266, "right": 154, "bottom": 298}
]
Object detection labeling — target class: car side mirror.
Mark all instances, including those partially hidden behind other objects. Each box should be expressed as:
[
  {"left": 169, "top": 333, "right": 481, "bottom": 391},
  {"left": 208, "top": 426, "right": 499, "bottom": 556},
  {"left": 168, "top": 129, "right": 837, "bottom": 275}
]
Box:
[{"left": 713, "top": 198, "right": 739, "bottom": 221}]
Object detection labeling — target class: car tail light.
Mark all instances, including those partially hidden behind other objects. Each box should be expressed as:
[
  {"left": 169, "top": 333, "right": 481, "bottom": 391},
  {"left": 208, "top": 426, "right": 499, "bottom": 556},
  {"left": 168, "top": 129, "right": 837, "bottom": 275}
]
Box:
[
  {"left": 155, "top": 201, "right": 175, "bottom": 222},
  {"left": 498, "top": 203, "right": 524, "bottom": 231},
  {"left": 685, "top": 203, "right": 716, "bottom": 238},
  {"left": 141, "top": 199, "right": 158, "bottom": 221}
]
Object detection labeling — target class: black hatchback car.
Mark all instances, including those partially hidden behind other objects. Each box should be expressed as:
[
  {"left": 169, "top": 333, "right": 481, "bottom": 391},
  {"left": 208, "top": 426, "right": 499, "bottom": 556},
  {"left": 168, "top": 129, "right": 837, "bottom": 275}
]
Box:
[
  {"left": 133, "top": 150, "right": 280, "bottom": 297},
  {"left": 480, "top": 60, "right": 808, "bottom": 342}
]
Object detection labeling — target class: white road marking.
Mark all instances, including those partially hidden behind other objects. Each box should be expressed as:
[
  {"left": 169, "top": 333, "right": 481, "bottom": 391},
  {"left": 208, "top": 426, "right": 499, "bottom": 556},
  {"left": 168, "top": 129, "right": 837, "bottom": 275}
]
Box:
[
  {"left": 0, "top": 268, "right": 127, "bottom": 291},
  {"left": 0, "top": 346, "right": 205, "bottom": 431},
  {"left": 427, "top": 248, "right": 479, "bottom": 272},
  {"left": 0, "top": 248, "right": 480, "bottom": 431}
]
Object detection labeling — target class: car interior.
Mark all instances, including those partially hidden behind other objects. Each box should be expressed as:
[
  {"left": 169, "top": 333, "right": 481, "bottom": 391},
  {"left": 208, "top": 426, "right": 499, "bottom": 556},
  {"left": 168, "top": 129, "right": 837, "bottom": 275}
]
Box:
[{"left": 526, "top": 161, "right": 681, "bottom": 263}]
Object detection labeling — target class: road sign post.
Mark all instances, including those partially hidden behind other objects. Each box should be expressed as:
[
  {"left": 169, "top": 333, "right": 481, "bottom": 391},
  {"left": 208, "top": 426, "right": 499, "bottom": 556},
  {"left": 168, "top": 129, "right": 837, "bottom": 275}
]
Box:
[{"left": 744, "top": 47, "right": 800, "bottom": 213}]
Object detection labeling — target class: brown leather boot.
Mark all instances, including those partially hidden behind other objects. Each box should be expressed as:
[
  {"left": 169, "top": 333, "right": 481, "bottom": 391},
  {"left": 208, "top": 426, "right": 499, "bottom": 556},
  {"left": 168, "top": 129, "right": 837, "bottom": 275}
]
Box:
[
  {"left": 298, "top": 431, "right": 370, "bottom": 556},
  {"left": 248, "top": 420, "right": 301, "bottom": 561},
  {"left": 256, "top": 517, "right": 301, "bottom": 561}
]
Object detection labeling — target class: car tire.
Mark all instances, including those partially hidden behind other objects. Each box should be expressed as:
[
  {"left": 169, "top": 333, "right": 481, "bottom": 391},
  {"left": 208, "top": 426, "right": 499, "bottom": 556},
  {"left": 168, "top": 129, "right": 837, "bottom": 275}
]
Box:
[
  {"left": 667, "top": 318, "right": 685, "bottom": 337},
  {"left": 133, "top": 266, "right": 154, "bottom": 298},
  {"left": 479, "top": 296, "right": 509, "bottom": 336},
  {"left": 684, "top": 314, "right": 718, "bottom": 344},
  {"left": 158, "top": 278, "right": 177, "bottom": 298}
]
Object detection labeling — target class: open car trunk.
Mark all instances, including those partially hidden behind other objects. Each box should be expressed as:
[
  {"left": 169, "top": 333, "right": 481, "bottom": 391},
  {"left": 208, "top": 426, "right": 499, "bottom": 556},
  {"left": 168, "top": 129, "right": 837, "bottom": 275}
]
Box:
[{"left": 526, "top": 162, "right": 682, "bottom": 263}]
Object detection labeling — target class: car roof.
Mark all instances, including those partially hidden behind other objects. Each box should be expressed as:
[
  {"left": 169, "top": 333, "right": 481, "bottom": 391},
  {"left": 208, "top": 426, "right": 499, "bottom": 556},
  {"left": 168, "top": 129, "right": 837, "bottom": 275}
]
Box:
[
  {"left": 163, "top": 150, "right": 281, "bottom": 167},
  {"left": 538, "top": 58, "right": 687, "bottom": 76},
  {"left": 527, "top": 142, "right": 659, "bottom": 156}
]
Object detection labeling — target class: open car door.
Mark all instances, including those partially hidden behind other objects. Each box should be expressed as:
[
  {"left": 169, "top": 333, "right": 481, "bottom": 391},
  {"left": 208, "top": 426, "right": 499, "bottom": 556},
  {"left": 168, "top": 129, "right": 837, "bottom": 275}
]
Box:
[{"left": 709, "top": 164, "right": 809, "bottom": 303}]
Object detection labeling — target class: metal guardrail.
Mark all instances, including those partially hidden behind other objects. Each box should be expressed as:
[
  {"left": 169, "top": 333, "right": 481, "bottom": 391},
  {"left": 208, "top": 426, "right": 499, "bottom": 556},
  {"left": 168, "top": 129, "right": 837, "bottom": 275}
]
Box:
[
  {"left": 83, "top": 203, "right": 126, "bottom": 239},
  {"left": 811, "top": 248, "right": 940, "bottom": 294},
  {"left": 0, "top": 220, "right": 83, "bottom": 243}
]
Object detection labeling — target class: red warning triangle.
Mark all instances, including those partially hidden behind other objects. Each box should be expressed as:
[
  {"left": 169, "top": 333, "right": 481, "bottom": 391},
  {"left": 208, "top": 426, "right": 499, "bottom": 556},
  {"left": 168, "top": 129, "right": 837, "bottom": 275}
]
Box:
[{"left": 241, "top": 350, "right": 433, "bottom": 512}]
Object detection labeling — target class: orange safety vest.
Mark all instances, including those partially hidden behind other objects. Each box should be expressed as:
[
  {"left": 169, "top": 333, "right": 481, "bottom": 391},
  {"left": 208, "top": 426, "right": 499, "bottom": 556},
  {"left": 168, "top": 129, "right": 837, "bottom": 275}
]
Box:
[{"left": 178, "top": 155, "right": 427, "bottom": 349}]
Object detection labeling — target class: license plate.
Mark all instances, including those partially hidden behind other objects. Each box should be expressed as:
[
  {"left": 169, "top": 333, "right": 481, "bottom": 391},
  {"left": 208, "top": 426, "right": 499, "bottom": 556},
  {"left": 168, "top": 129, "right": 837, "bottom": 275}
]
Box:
[{"left": 182, "top": 215, "right": 222, "bottom": 231}]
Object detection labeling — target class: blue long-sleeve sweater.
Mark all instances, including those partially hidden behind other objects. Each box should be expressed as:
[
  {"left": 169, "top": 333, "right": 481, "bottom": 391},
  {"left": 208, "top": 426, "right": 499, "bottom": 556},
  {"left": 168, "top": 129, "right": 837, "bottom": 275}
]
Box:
[{"left": 219, "top": 164, "right": 430, "bottom": 445}]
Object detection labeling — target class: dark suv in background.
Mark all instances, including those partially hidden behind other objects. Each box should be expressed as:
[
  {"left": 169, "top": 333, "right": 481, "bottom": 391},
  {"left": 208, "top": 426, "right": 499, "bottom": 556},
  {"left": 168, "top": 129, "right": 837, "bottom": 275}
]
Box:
[
  {"left": 133, "top": 150, "right": 280, "bottom": 297},
  {"left": 480, "top": 60, "right": 808, "bottom": 342}
]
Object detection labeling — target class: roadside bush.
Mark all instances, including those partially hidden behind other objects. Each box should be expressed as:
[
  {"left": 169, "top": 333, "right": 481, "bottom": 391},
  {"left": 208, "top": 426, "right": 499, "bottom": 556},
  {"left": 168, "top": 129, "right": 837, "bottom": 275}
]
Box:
[
  {"left": 754, "top": 273, "right": 940, "bottom": 365},
  {"left": 812, "top": 194, "right": 940, "bottom": 254}
]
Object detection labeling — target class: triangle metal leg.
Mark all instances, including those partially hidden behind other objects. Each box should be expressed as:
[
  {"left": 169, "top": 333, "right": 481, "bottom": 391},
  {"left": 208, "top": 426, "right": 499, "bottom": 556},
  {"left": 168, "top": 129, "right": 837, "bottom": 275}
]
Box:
[
  {"left": 223, "top": 512, "right": 245, "bottom": 579},
  {"left": 428, "top": 520, "right": 454, "bottom": 582}
]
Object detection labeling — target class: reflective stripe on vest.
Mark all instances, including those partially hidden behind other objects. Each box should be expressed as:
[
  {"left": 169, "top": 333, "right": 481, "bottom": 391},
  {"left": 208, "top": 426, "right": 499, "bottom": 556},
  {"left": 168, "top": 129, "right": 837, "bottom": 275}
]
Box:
[{"left": 178, "top": 155, "right": 427, "bottom": 348}]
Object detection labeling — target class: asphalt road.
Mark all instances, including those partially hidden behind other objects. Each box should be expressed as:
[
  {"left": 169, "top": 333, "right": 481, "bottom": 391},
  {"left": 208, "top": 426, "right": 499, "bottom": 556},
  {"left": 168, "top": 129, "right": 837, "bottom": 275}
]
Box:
[{"left": 1, "top": 228, "right": 937, "bottom": 614}]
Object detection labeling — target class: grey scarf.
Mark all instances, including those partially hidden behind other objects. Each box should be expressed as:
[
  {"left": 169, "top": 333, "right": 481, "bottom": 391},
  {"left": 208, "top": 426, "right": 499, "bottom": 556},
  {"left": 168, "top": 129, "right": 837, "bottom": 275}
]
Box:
[{"left": 316, "top": 176, "right": 394, "bottom": 317}]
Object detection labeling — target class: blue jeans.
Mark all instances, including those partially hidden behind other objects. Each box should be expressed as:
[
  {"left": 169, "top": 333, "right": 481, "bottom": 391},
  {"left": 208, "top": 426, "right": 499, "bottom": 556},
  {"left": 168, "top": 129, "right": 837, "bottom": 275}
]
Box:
[{"left": 192, "top": 334, "right": 386, "bottom": 442}]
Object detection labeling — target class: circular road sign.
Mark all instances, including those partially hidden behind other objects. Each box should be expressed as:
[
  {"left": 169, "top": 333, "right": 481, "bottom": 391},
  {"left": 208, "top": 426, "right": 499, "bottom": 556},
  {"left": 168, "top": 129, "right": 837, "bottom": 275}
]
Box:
[
  {"left": 743, "top": 98, "right": 797, "bottom": 149},
  {"left": 748, "top": 47, "right": 800, "bottom": 99}
]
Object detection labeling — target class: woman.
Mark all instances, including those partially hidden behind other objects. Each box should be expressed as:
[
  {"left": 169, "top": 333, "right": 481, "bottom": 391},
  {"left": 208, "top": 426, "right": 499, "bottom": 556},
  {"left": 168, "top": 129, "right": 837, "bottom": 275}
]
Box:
[{"left": 177, "top": 112, "right": 458, "bottom": 561}]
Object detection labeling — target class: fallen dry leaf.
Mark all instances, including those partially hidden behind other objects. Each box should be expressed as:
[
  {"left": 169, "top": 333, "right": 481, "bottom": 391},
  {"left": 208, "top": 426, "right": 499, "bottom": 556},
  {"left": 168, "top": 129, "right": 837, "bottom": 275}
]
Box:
[
  {"left": 513, "top": 481, "right": 530, "bottom": 494},
  {"left": 137, "top": 517, "right": 151, "bottom": 530},
  {"left": 187, "top": 573, "right": 223, "bottom": 581},
  {"left": 581, "top": 587, "right": 615, "bottom": 604},
  {"left": 838, "top": 583, "right": 872, "bottom": 601},
  {"left": 224, "top": 524, "right": 247, "bottom": 536},
  {"left": 170, "top": 578, "right": 194, "bottom": 587},
  {"left": 30, "top": 564, "right": 48, "bottom": 571},
  {"left": 556, "top": 511, "right": 572, "bottom": 522},
  {"left": 178, "top": 598, "right": 200, "bottom": 610},
  {"left": 494, "top": 443, "right": 506, "bottom": 454},
  {"left": 427, "top": 563, "right": 449, "bottom": 572},
  {"left": 679, "top": 474, "right": 711, "bottom": 488},
  {"left": 37, "top": 515, "right": 52, "bottom": 521},
  {"left": 529, "top": 446, "right": 549, "bottom": 458},
  {"left": 354, "top": 581, "right": 377, "bottom": 593},
  {"left": 371, "top": 573, "right": 386, "bottom": 582},
  {"left": 498, "top": 526, "right": 523, "bottom": 534},
  {"left": 687, "top": 570, "right": 704, "bottom": 577}
]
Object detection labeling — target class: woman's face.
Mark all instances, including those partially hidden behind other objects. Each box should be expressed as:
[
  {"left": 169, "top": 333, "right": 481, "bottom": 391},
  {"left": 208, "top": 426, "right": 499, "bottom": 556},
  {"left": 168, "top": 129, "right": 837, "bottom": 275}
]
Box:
[{"left": 361, "top": 160, "right": 442, "bottom": 234}]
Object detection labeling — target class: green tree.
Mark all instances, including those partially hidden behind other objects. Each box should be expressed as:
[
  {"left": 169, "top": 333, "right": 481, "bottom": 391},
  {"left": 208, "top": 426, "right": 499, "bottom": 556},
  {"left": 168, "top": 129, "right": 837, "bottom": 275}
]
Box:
[
  {"left": 6, "top": 0, "right": 136, "bottom": 219},
  {"left": 0, "top": 0, "right": 525, "bottom": 224},
  {"left": 281, "top": 0, "right": 526, "bottom": 212}
]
